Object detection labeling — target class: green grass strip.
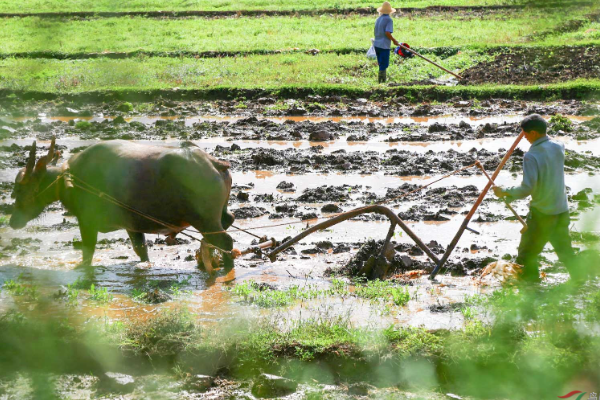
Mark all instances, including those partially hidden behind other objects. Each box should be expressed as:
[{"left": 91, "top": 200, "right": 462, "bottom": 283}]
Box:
[
  {"left": 0, "top": 0, "right": 518, "bottom": 13},
  {"left": 0, "top": 50, "right": 598, "bottom": 101},
  {"left": 0, "top": 10, "right": 594, "bottom": 55},
  {"left": 0, "top": 52, "right": 490, "bottom": 92},
  {"left": 3, "top": 81, "right": 600, "bottom": 103}
]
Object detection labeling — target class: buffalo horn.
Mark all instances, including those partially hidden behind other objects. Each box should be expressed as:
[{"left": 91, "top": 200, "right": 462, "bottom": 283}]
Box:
[{"left": 22, "top": 141, "right": 37, "bottom": 180}]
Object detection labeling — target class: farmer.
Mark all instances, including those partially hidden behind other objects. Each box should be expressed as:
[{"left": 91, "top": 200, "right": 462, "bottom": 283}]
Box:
[
  {"left": 493, "top": 114, "right": 580, "bottom": 283},
  {"left": 373, "top": 1, "right": 400, "bottom": 83}
]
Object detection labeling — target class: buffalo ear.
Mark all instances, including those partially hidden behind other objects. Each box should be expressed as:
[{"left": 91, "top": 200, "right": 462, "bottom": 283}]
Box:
[
  {"left": 34, "top": 137, "right": 56, "bottom": 173},
  {"left": 50, "top": 150, "right": 62, "bottom": 166}
]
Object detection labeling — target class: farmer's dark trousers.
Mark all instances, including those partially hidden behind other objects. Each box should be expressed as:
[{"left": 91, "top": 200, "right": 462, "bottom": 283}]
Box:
[
  {"left": 375, "top": 47, "right": 390, "bottom": 71},
  {"left": 516, "top": 208, "right": 577, "bottom": 282}
]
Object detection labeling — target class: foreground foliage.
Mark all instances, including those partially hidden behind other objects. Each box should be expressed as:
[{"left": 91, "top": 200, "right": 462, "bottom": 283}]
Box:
[{"left": 0, "top": 276, "right": 599, "bottom": 398}]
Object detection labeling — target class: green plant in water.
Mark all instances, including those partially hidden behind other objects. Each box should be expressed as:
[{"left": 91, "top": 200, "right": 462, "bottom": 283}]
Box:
[
  {"left": 170, "top": 276, "right": 192, "bottom": 297},
  {"left": 131, "top": 288, "right": 148, "bottom": 302},
  {"left": 75, "top": 120, "right": 92, "bottom": 130},
  {"left": 63, "top": 282, "right": 82, "bottom": 306},
  {"left": 69, "top": 276, "right": 93, "bottom": 290},
  {"left": 461, "top": 306, "right": 476, "bottom": 320},
  {"left": 88, "top": 284, "right": 112, "bottom": 303},
  {"left": 119, "top": 308, "right": 198, "bottom": 357},
  {"left": 354, "top": 279, "right": 411, "bottom": 306},
  {"left": 329, "top": 278, "right": 349, "bottom": 296},
  {"left": 116, "top": 101, "right": 133, "bottom": 112},
  {"left": 232, "top": 281, "right": 295, "bottom": 307},
  {"left": 2, "top": 274, "right": 38, "bottom": 300},
  {"left": 464, "top": 293, "right": 487, "bottom": 306},
  {"left": 391, "top": 286, "right": 411, "bottom": 306},
  {"left": 549, "top": 114, "right": 573, "bottom": 132}
]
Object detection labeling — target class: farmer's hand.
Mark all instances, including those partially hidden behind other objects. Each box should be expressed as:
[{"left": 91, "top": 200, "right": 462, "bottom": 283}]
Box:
[
  {"left": 393, "top": 39, "right": 400, "bottom": 46},
  {"left": 493, "top": 186, "right": 508, "bottom": 198}
]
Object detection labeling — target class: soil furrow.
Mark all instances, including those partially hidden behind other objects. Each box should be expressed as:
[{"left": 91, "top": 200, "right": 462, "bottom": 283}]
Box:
[{"left": 461, "top": 45, "right": 600, "bottom": 85}]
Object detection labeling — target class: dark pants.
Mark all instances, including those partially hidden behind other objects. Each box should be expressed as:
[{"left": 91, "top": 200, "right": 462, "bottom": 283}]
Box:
[
  {"left": 375, "top": 47, "right": 390, "bottom": 71},
  {"left": 516, "top": 208, "right": 577, "bottom": 282}
]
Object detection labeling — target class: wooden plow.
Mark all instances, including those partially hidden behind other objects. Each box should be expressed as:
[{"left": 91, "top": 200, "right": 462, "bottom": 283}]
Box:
[
  {"left": 203, "top": 133, "right": 526, "bottom": 280},
  {"left": 267, "top": 205, "right": 440, "bottom": 279}
]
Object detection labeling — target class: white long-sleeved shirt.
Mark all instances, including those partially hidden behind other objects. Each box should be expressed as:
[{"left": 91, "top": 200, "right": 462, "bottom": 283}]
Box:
[{"left": 506, "top": 136, "right": 569, "bottom": 215}]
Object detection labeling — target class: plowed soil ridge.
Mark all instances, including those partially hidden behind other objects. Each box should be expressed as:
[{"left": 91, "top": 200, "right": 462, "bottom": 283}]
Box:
[{"left": 461, "top": 46, "right": 600, "bottom": 85}]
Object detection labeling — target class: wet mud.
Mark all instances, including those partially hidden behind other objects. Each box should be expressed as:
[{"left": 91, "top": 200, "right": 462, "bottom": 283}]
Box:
[
  {"left": 219, "top": 144, "right": 600, "bottom": 176},
  {"left": 2, "top": 97, "right": 597, "bottom": 120}
]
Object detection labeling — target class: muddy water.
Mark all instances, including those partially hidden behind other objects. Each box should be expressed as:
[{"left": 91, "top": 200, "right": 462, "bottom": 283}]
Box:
[
  {"left": 2, "top": 169, "right": 597, "bottom": 330},
  {"left": 1, "top": 112, "right": 599, "bottom": 334},
  {"left": 12, "top": 113, "right": 595, "bottom": 126}
]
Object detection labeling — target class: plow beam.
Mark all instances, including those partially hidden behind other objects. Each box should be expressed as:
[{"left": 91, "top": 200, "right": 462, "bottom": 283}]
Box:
[{"left": 267, "top": 205, "right": 439, "bottom": 265}]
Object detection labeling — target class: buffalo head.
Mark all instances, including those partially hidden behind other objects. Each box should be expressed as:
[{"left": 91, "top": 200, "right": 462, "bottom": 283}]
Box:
[{"left": 10, "top": 138, "right": 61, "bottom": 229}]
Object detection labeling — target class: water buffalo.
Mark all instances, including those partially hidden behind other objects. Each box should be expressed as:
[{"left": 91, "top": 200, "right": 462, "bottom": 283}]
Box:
[{"left": 10, "top": 139, "right": 235, "bottom": 269}]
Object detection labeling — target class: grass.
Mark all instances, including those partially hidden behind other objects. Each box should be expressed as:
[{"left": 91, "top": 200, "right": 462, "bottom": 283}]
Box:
[
  {"left": 0, "top": 51, "right": 494, "bottom": 91},
  {"left": 74, "top": 120, "right": 92, "bottom": 129},
  {"left": 232, "top": 278, "right": 411, "bottom": 308},
  {"left": 88, "top": 284, "right": 112, "bottom": 303},
  {"left": 549, "top": 113, "right": 574, "bottom": 132},
  {"left": 1, "top": 275, "right": 599, "bottom": 398},
  {"left": 232, "top": 281, "right": 328, "bottom": 307},
  {"left": 130, "top": 276, "right": 192, "bottom": 303},
  {"left": 120, "top": 308, "right": 199, "bottom": 357},
  {"left": 1, "top": 54, "right": 599, "bottom": 102},
  {"left": 0, "top": 0, "right": 536, "bottom": 13},
  {"left": 169, "top": 275, "right": 192, "bottom": 297},
  {"left": 0, "top": 11, "right": 595, "bottom": 55},
  {"left": 2, "top": 274, "right": 39, "bottom": 300},
  {"left": 354, "top": 279, "right": 411, "bottom": 305}
]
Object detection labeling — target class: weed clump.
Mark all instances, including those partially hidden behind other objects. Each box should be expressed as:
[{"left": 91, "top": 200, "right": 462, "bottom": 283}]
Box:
[
  {"left": 75, "top": 120, "right": 92, "bottom": 130},
  {"left": 2, "top": 274, "right": 38, "bottom": 300},
  {"left": 116, "top": 102, "right": 133, "bottom": 112},
  {"left": 549, "top": 114, "right": 573, "bottom": 133},
  {"left": 354, "top": 279, "right": 410, "bottom": 306},
  {"left": 120, "top": 308, "right": 199, "bottom": 358}
]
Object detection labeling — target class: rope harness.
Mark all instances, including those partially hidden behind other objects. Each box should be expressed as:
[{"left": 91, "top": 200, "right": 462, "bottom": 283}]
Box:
[{"left": 38, "top": 161, "right": 481, "bottom": 258}]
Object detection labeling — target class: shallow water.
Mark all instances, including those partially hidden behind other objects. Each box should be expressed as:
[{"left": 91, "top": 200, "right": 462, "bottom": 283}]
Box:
[{"left": 9, "top": 113, "right": 595, "bottom": 126}]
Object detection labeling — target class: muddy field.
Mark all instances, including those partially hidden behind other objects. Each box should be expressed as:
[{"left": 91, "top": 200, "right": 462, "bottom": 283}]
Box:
[{"left": 1, "top": 99, "right": 600, "bottom": 398}]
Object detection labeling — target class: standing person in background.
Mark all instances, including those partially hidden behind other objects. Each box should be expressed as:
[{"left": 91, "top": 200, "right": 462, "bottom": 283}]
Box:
[{"left": 373, "top": 2, "right": 400, "bottom": 83}]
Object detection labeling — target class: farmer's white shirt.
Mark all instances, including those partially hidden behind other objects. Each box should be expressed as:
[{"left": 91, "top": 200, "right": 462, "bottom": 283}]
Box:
[{"left": 506, "top": 136, "right": 569, "bottom": 215}]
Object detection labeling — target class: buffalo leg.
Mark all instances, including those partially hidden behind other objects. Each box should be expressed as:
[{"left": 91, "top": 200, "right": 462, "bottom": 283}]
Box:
[
  {"left": 127, "top": 231, "right": 149, "bottom": 262},
  {"left": 210, "top": 232, "right": 235, "bottom": 271},
  {"left": 194, "top": 220, "right": 234, "bottom": 271},
  {"left": 78, "top": 225, "right": 98, "bottom": 267}
]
